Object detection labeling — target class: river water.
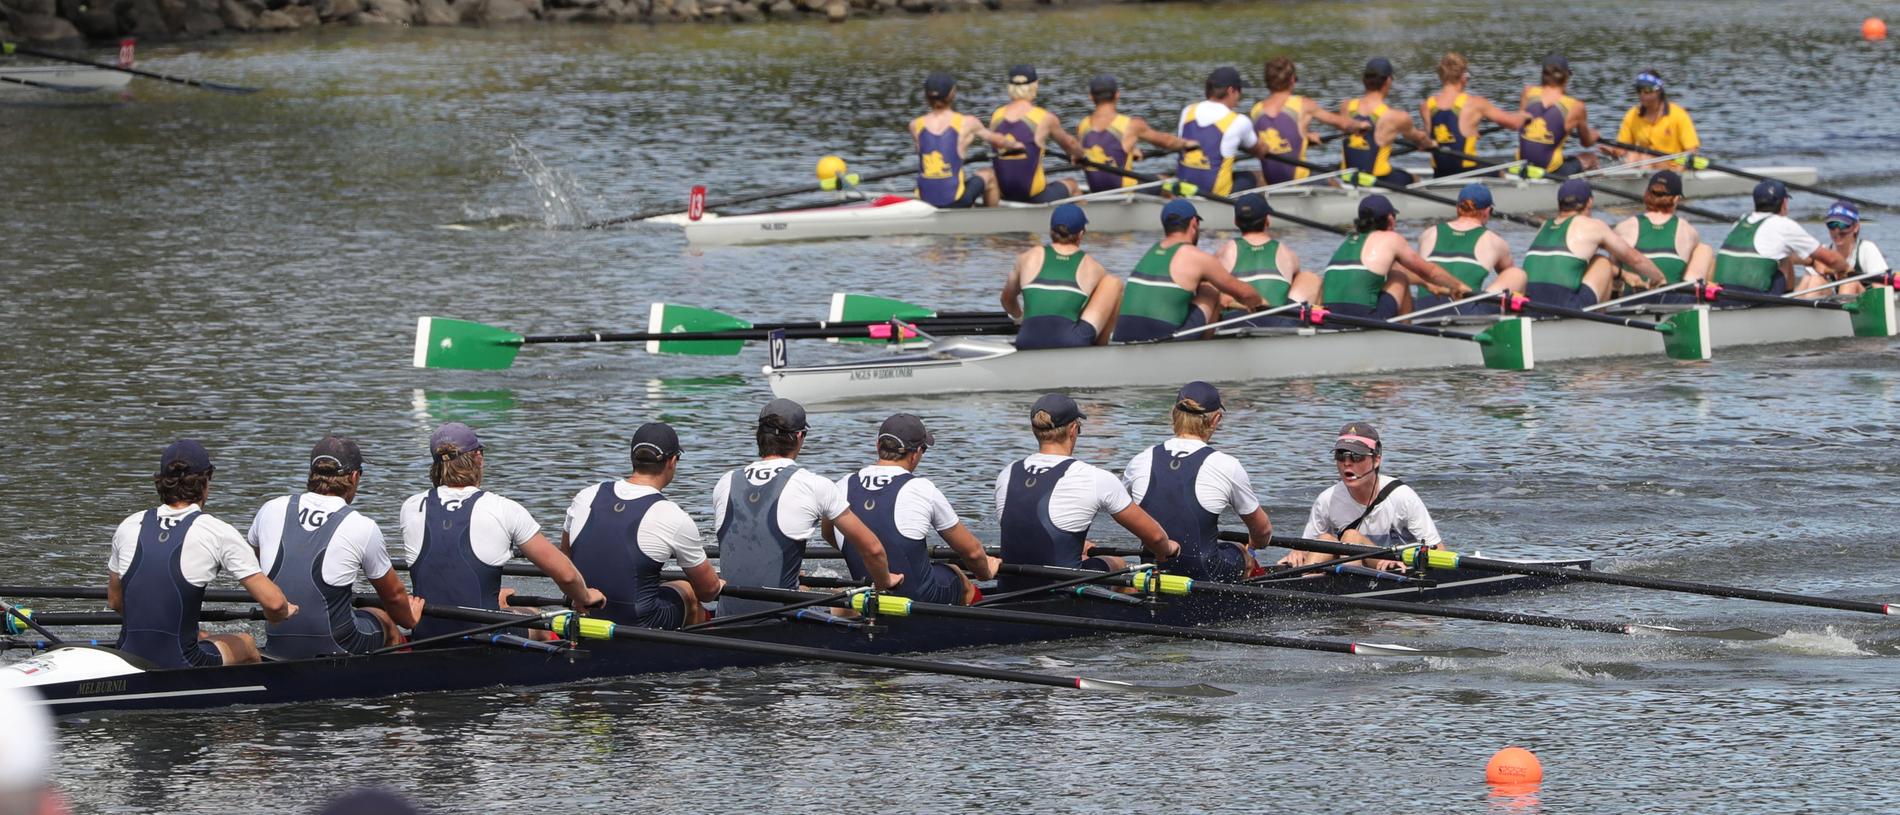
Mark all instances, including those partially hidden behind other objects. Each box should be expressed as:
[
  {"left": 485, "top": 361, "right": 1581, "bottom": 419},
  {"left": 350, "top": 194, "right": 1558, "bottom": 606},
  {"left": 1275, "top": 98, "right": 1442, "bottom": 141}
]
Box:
[{"left": 5, "top": 1, "right": 1900, "bottom": 811}]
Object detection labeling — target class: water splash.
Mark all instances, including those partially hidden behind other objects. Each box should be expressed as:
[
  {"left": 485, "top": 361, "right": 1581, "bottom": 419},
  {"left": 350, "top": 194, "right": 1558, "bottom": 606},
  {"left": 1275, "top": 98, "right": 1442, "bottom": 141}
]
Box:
[
  {"left": 1761, "top": 627, "right": 1872, "bottom": 656},
  {"left": 509, "top": 135, "right": 594, "bottom": 228}
]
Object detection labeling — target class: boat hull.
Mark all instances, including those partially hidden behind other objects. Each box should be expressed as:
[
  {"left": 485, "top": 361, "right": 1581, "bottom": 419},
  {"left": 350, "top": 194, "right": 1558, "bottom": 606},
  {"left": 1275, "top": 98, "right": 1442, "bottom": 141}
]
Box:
[
  {"left": 5, "top": 560, "right": 1582, "bottom": 714},
  {"left": 0, "top": 66, "right": 132, "bottom": 93}
]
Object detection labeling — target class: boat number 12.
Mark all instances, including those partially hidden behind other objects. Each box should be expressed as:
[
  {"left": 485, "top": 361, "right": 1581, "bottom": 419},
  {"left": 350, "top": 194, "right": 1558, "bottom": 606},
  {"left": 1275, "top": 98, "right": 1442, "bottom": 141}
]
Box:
[{"left": 768, "top": 329, "right": 788, "bottom": 369}]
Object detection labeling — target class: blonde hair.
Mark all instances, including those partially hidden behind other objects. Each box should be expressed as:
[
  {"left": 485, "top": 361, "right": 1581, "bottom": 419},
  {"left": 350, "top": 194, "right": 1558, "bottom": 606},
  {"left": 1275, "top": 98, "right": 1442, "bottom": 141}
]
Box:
[
  {"left": 1437, "top": 52, "right": 1468, "bottom": 84},
  {"left": 1031, "top": 409, "right": 1074, "bottom": 444},
  {"left": 430, "top": 444, "right": 483, "bottom": 488},
  {"left": 1007, "top": 80, "right": 1038, "bottom": 102},
  {"left": 1170, "top": 402, "right": 1219, "bottom": 439}
]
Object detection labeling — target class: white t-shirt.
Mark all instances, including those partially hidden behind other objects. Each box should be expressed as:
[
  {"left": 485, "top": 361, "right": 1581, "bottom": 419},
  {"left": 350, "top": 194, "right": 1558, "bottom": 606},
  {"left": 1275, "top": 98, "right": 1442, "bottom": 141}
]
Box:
[
  {"left": 564, "top": 480, "right": 707, "bottom": 568},
  {"left": 1848, "top": 239, "right": 1890, "bottom": 276},
  {"left": 1122, "top": 439, "right": 1262, "bottom": 518},
  {"left": 1734, "top": 212, "right": 1820, "bottom": 261},
  {"left": 993, "top": 453, "right": 1133, "bottom": 533},
  {"left": 399, "top": 486, "right": 542, "bottom": 567},
  {"left": 835, "top": 465, "right": 961, "bottom": 542},
  {"left": 248, "top": 492, "right": 392, "bottom": 588},
  {"left": 1301, "top": 475, "right": 1442, "bottom": 548},
  {"left": 108, "top": 504, "right": 262, "bottom": 587},
  {"left": 1178, "top": 100, "right": 1258, "bottom": 160},
  {"left": 711, "top": 459, "right": 848, "bottom": 542}
]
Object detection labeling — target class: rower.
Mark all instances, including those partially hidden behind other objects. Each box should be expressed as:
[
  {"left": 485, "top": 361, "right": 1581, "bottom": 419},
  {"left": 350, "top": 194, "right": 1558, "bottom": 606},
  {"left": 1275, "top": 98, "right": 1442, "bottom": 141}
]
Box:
[
  {"left": 1121, "top": 382, "right": 1272, "bottom": 582},
  {"left": 1280, "top": 422, "right": 1443, "bottom": 571},
  {"left": 1250, "top": 56, "right": 1365, "bottom": 186},
  {"left": 1075, "top": 74, "right": 1189, "bottom": 194},
  {"left": 1215, "top": 192, "right": 1319, "bottom": 314},
  {"left": 1422, "top": 53, "right": 1527, "bottom": 180},
  {"left": 107, "top": 440, "right": 297, "bottom": 668},
  {"left": 990, "top": 65, "right": 1088, "bottom": 204},
  {"left": 1519, "top": 179, "right": 1665, "bottom": 308},
  {"left": 401, "top": 423, "right": 604, "bottom": 641},
  {"left": 994, "top": 393, "right": 1179, "bottom": 590},
  {"left": 713, "top": 399, "right": 903, "bottom": 617},
  {"left": 562, "top": 422, "right": 723, "bottom": 629},
  {"left": 1516, "top": 52, "right": 1600, "bottom": 175},
  {"left": 1604, "top": 71, "right": 1699, "bottom": 164},
  {"left": 1825, "top": 200, "right": 1888, "bottom": 296},
  {"left": 1175, "top": 65, "right": 1267, "bottom": 196},
  {"left": 1338, "top": 57, "right": 1437, "bottom": 185},
  {"left": 1318, "top": 195, "right": 1472, "bottom": 319},
  {"left": 1710, "top": 180, "right": 1849, "bottom": 297},
  {"left": 1109, "top": 198, "right": 1267, "bottom": 342},
  {"left": 1610, "top": 169, "right": 1713, "bottom": 303},
  {"left": 829, "top": 414, "right": 1000, "bottom": 605},
  {"left": 911, "top": 72, "right": 1019, "bottom": 209},
  {"left": 1002, "top": 203, "right": 1122, "bottom": 348},
  {"left": 248, "top": 435, "right": 422, "bottom": 658},
  {"left": 1412, "top": 183, "right": 1524, "bottom": 312}
]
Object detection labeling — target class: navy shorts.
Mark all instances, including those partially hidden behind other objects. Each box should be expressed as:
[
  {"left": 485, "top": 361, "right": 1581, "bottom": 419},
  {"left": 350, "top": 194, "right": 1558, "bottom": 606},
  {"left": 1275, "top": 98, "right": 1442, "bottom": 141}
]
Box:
[
  {"left": 1015, "top": 316, "right": 1098, "bottom": 349},
  {"left": 184, "top": 639, "right": 224, "bottom": 668},
  {"left": 338, "top": 609, "right": 385, "bottom": 654},
  {"left": 943, "top": 174, "right": 986, "bottom": 209},
  {"left": 1165, "top": 542, "right": 1251, "bottom": 583},
  {"left": 637, "top": 585, "right": 689, "bottom": 630},
  {"left": 1525, "top": 282, "right": 1598, "bottom": 310},
  {"left": 1112, "top": 308, "right": 1209, "bottom": 343},
  {"left": 899, "top": 563, "right": 968, "bottom": 605},
  {"left": 1003, "top": 182, "right": 1072, "bottom": 204},
  {"left": 1325, "top": 293, "right": 1401, "bottom": 320}
]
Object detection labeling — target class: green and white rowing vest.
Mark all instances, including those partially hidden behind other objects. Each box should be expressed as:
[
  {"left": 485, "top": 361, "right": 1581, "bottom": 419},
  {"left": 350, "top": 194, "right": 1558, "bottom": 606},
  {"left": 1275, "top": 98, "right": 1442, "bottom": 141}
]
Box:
[
  {"left": 1232, "top": 237, "right": 1291, "bottom": 306},
  {"left": 1629, "top": 215, "right": 1687, "bottom": 284},
  {"left": 1022, "top": 246, "right": 1089, "bottom": 320},
  {"left": 1523, "top": 215, "right": 1588, "bottom": 291},
  {"left": 1121, "top": 243, "right": 1193, "bottom": 324},
  {"left": 1320, "top": 232, "right": 1384, "bottom": 308},
  {"left": 1418, "top": 223, "right": 1490, "bottom": 300},
  {"left": 1713, "top": 215, "right": 1782, "bottom": 291}
]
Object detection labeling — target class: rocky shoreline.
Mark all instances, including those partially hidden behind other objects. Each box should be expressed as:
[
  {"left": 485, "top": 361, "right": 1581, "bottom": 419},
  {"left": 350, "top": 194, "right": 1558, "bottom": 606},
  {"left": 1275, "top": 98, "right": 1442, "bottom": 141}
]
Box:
[{"left": 1, "top": 0, "right": 1143, "bottom": 44}]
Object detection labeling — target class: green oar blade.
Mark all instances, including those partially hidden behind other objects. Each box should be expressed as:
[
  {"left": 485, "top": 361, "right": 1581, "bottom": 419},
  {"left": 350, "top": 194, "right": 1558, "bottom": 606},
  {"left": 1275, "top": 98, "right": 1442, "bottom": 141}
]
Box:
[
  {"left": 1659, "top": 305, "right": 1713, "bottom": 361},
  {"left": 647, "top": 303, "right": 751, "bottom": 356},
  {"left": 412, "top": 317, "right": 525, "bottom": 370},
  {"left": 830, "top": 292, "right": 936, "bottom": 345},
  {"left": 1473, "top": 316, "right": 1534, "bottom": 371},
  {"left": 1846, "top": 285, "right": 1898, "bottom": 337}
]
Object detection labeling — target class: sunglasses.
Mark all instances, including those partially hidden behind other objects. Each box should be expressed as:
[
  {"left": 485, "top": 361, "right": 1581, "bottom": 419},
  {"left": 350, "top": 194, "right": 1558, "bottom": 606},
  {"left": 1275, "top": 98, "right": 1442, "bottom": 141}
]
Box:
[
  {"left": 1635, "top": 84, "right": 1661, "bottom": 93},
  {"left": 1332, "top": 450, "right": 1373, "bottom": 463},
  {"left": 1827, "top": 221, "right": 1855, "bottom": 232}
]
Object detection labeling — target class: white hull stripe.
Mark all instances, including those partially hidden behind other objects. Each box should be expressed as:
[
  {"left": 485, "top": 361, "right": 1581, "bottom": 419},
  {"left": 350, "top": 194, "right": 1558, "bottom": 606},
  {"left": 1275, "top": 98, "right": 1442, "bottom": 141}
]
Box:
[{"left": 41, "top": 684, "right": 270, "bottom": 708}]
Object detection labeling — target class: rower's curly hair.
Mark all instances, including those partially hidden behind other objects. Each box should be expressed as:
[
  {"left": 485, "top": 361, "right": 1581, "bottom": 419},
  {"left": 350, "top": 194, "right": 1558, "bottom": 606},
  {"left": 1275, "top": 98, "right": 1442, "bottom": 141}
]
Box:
[
  {"left": 154, "top": 464, "right": 211, "bottom": 507},
  {"left": 307, "top": 459, "right": 357, "bottom": 498}
]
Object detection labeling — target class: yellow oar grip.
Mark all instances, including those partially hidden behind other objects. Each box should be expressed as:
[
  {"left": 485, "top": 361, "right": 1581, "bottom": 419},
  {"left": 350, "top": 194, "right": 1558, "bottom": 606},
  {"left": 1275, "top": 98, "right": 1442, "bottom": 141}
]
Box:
[
  {"left": 1131, "top": 572, "right": 1194, "bottom": 595},
  {"left": 1401, "top": 548, "right": 1461, "bottom": 570},
  {"left": 3, "top": 607, "right": 32, "bottom": 635},
  {"left": 848, "top": 593, "right": 913, "bottom": 617},
  {"left": 549, "top": 612, "right": 617, "bottom": 640}
]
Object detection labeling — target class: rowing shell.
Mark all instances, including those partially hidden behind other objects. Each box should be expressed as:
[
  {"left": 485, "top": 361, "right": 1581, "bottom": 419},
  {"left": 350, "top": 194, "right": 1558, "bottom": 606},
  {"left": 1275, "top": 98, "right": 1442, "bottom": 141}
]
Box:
[
  {"left": 0, "top": 66, "right": 132, "bottom": 93},
  {"left": 664, "top": 166, "right": 1816, "bottom": 246},
  {"left": 3, "top": 559, "right": 1580, "bottom": 714},
  {"left": 765, "top": 297, "right": 1895, "bottom": 405}
]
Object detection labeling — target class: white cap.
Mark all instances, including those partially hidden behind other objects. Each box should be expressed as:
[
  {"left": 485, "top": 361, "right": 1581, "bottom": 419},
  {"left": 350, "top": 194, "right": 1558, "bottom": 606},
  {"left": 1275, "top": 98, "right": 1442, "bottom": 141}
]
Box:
[{"left": 0, "top": 684, "right": 52, "bottom": 791}]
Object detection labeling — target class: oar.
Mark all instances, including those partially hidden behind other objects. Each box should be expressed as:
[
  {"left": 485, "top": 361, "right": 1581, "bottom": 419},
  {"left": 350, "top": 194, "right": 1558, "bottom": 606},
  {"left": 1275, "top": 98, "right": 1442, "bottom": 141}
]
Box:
[
  {"left": 420, "top": 604, "right": 1232, "bottom": 698},
  {"left": 2, "top": 607, "right": 267, "bottom": 632},
  {"left": 579, "top": 161, "right": 923, "bottom": 230},
  {"left": 1247, "top": 533, "right": 1896, "bottom": 617},
  {"left": 1296, "top": 303, "right": 1534, "bottom": 371},
  {"left": 1428, "top": 145, "right": 1730, "bottom": 220},
  {"left": 997, "top": 563, "right": 1768, "bottom": 640},
  {"left": 0, "top": 74, "right": 94, "bottom": 94},
  {"left": 1261, "top": 152, "right": 1544, "bottom": 229},
  {"left": 1692, "top": 282, "right": 1898, "bottom": 338},
  {"left": 1598, "top": 138, "right": 1893, "bottom": 211},
  {"left": 2, "top": 42, "right": 258, "bottom": 94},
  {"left": 1050, "top": 149, "right": 1347, "bottom": 236},
  {"left": 1492, "top": 290, "right": 1711, "bottom": 360},
  {"left": 0, "top": 599, "right": 61, "bottom": 644}
]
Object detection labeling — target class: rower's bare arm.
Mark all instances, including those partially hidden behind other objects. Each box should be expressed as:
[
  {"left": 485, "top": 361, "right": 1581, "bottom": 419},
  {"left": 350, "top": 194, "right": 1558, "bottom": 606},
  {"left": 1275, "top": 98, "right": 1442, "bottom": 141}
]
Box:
[
  {"left": 1311, "top": 105, "right": 1361, "bottom": 133},
  {"left": 520, "top": 533, "right": 605, "bottom": 609},
  {"left": 834, "top": 510, "right": 903, "bottom": 591},
  {"left": 819, "top": 515, "right": 840, "bottom": 547},
  {"left": 1397, "top": 243, "right": 1470, "bottom": 294},
  {"left": 1602, "top": 230, "right": 1664, "bottom": 283},
  {"left": 1001, "top": 252, "right": 1028, "bottom": 319},
  {"left": 1392, "top": 111, "right": 1436, "bottom": 149},
  {"left": 1109, "top": 504, "right": 1179, "bottom": 560},
  {"left": 370, "top": 570, "right": 422, "bottom": 629},
  {"left": 1201, "top": 255, "right": 1265, "bottom": 308},
  {"left": 1242, "top": 507, "right": 1273, "bottom": 549},
  {"left": 972, "top": 120, "right": 1020, "bottom": 153},
  {"left": 1133, "top": 118, "right": 1188, "bottom": 152},
  {"left": 106, "top": 572, "right": 124, "bottom": 613},
  {"left": 682, "top": 561, "right": 723, "bottom": 600},
  {"left": 1571, "top": 101, "right": 1598, "bottom": 145},
  {"left": 1479, "top": 98, "right": 1528, "bottom": 131},
  {"left": 239, "top": 573, "right": 297, "bottom": 623},
  {"left": 1485, "top": 231, "right": 1518, "bottom": 273},
  {"left": 939, "top": 522, "right": 1000, "bottom": 581},
  {"left": 1808, "top": 246, "right": 1850, "bottom": 274},
  {"left": 1214, "top": 239, "right": 1238, "bottom": 271},
  {"left": 557, "top": 530, "right": 572, "bottom": 556},
  {"left": 1046, "top": 116, "right": 1087, "bottom": 160}
]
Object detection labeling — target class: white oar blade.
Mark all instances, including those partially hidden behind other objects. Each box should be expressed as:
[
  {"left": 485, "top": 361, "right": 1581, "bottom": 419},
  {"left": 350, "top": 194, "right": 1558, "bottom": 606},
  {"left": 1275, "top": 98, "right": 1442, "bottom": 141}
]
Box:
[
  {"left": 1074, "top": 677, "right": 1235, "bottom": 698},
  {"left": 1628, "top": 624, "right": 1776, "bottom": 641},
  {"left": 1351, "top": 642, "right": 1505, "bottom": 658}
]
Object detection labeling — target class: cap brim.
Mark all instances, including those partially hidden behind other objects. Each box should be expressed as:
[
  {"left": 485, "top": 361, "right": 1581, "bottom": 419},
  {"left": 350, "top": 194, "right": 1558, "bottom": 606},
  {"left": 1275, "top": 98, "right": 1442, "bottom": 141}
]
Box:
[{"left": 1333, "top": 441, "right": 1376, "bottom": 455}]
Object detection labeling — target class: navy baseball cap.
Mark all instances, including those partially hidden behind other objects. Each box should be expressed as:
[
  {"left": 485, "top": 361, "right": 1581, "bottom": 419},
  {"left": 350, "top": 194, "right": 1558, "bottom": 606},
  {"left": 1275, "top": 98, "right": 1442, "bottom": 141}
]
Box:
[
  {"left": 1162, "top": 198, "right": 1200, "bottom": 228},
  {"left": 759, "top": 398, "right": 809, "bottom": 434},
  {"left": 878, "top": 413, "right": 935, "bottom": 451},
  {"left": 1088, "top": 74, "right": 1119, "bottom": 96},
  {"left": 1176, "top": 381, "right": 1222, "bottom": 413},
  {"left": 1558, "top": 178, "right": 1594, "bottom": 209},
  {"left": 1358, "top": 194, "right": 1397, "bottom": 221},
  {"left": 1233, "top": 192, "right": 1271, "bottom": 224},
  {"left": 429, "top": 422, "right": 483, "bottom": 461},
  {"left": 1753, "top": 179, "right": 1789, "bottom": 210},
  {"left": 1051, "top": 203, "right": 1088, "bottom": 233},
  {"left": 1826, "top": 200, "right": 1861, "bottom": 228},
  {"left": 924, "top": 72, "right": 955, "bottom": 98},
  {"left": 1364, "top": 57, "right": 1394, "bottom": 78},
  {"left": 1206, "top": 66, "right": 1243, "bottom": 92},
  {"left": 1030, "top": 393, "right": 1085, "bottom": 427},
  {"left": 1542, "top": 52, "right": 1570, "bottom": 72},
  {"left": 1647, "top": 169, "right": 1683, "bottom": 196},
  {"left": 157, "top": 439, "right": 213, "bottom": 477},
  {"left": 1008, "top": 65, "right": 1037, "bottom": 85},
  {"left": 310, "top": 435, "right": 363, "bottom": 474},
  {"left": 630, "top": 422, "right": 682, "bottom": 462},
  {"left": 1457, "top": 183, "right": 1493, "bottom": 209}
]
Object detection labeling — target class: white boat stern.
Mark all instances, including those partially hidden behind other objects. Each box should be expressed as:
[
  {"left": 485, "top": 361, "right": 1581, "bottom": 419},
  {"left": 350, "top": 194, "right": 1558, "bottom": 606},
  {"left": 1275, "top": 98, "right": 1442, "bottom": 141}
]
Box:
[{"left": 1, "top": 647, "right": 144, "bottom": 690}]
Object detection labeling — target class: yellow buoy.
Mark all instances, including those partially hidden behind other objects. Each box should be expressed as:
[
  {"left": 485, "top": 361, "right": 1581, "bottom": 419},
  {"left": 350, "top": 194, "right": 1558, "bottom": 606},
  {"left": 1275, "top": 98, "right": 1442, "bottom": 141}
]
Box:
[{"left": 816, "top": 155, "right": 848, "bottom": 181}]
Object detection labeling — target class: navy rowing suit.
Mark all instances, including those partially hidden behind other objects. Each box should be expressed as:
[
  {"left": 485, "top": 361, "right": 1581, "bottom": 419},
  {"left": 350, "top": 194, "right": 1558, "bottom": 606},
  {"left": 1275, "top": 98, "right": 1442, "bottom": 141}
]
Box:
[
  {"left": 407, "top": 489, "right": 501, "bottom": 641},
  {"left": 844, "top": 472, "right": 964, "bottom": 605},
  {"left": 116, "top": 510, "right": 223, "bottom": 668},
  {"left": 263, "top": 496, "right": 383, "bottom": 658},
  {"left": 997, "top": 459, "right": 1112, "bottom": 592},
  {"left": 715, "top": 465, "right": 806, "bottom": 618},
  {"left": 1136, "top": 444, "right": 1248, "bottom": 582},
  {"left": 567, "top": 483, "right": 686, "bottom": 629}
]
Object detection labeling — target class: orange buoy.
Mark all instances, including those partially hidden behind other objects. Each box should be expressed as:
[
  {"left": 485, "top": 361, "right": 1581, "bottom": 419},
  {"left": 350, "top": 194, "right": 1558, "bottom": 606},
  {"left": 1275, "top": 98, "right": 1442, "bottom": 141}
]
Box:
[
  {"left": 1864, "top": 17, "right": 1888, "bottom": 41},
  {"left": 1485, "top": 746, "right": 1544, "bottom": 785}
]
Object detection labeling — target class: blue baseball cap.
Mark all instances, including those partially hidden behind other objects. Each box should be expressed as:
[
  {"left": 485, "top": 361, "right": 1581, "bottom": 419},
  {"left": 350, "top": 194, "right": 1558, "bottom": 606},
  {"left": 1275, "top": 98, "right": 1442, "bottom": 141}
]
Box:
[
  {"left": 1648, "top": 169, "right": 1683, "bottom": 196},
  {"left": 157, "top": 439, "right": 213, "bottom": 477},
  {"left": 1162, "top": 198, "right": 1200, "bottom": 229},
  {"left": 1457, "top": 183, "right": 1493, "bottom": 209},
  {"left": 1364, "top": 57, "right": 1394, "bottom": 78},
  {"left": 429, "top": 422, "right": 483, "bottom": 461},
  {"left": 630, "top": 422, "right": 682, "bottom": 462},
  {"left": 1542, "top": 52, "right": 1570, "bottom": 73},
  {"left": 1826, "top": 200, "right": 1861, "bottom": 228},
  {"left": 1753, "top": 179, "right": 1789, "bottom": 210},
  {"left": 1176, "top": 381, "right": 1222, "bottom": 413},
  {"left": 1634, "top": 70, "right": 1665, "bottom": 91},
  {"left": 1051, "top": 203, "right": 1088, "bottom": 233},
  {"left": 1357, "top": 194, "right": 1397, "bottom": 221},
  {"left": 1008, "top": 65, "right": 1037, "bottom": 85},
  {"left": 1088, "top": 74, "right": 1119, "bottom": 97},
  {"left": 1232, "top": 192, "right": 1271, "bottom": 224},
  {"left": 1030, "top": 393, "right": 1085, "bottom": 427},
  {"left": 1558, "top": 178, "right": 1594, "bottom": 209},
  {"left": 759, "top": 398, "right": 809, "bottom": 433},
  {"left": 1205, "top": 66, "right": 1243, "bottom": 92},
  {"left": 924, "top": 72, "right": 955, "bottom": 99}
]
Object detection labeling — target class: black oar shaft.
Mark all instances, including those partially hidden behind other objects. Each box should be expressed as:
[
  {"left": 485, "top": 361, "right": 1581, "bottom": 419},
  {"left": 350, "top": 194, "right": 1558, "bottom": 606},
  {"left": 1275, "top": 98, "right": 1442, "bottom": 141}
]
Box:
[
  {"left": 1703, "top": 286, "right": 1843, "bottom": 310},
  {"left": 2, "top": 42, "right": 258, "bottom": 93},
  {"left": 520, "top": 317, "right": 1016, "bottom": 345},
  {"left": 1052, "top": 150, "right": 1347, "bottom": 236},
  {"left": 1506, "top": 297, "right": 1665, "bottom": 330},
  {"left": 1430, "top": 146, "right": 1729, "bottom": 219},
  {"left": 1600, "top": 138, "right": 1889, "bottom": 210},
  {"left": 1305, "top": 307, "right": 1483, "bottom": 341},
  {"left": 1262, "top": 151, "right": 1543, "bottom": 228}
]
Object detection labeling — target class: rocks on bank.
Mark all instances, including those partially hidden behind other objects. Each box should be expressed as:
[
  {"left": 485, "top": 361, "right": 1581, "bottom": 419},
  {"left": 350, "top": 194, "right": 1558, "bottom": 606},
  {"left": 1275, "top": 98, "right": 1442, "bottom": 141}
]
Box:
[{"left": 0, "top": 0, "right": 1104, "bottom": 43}]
